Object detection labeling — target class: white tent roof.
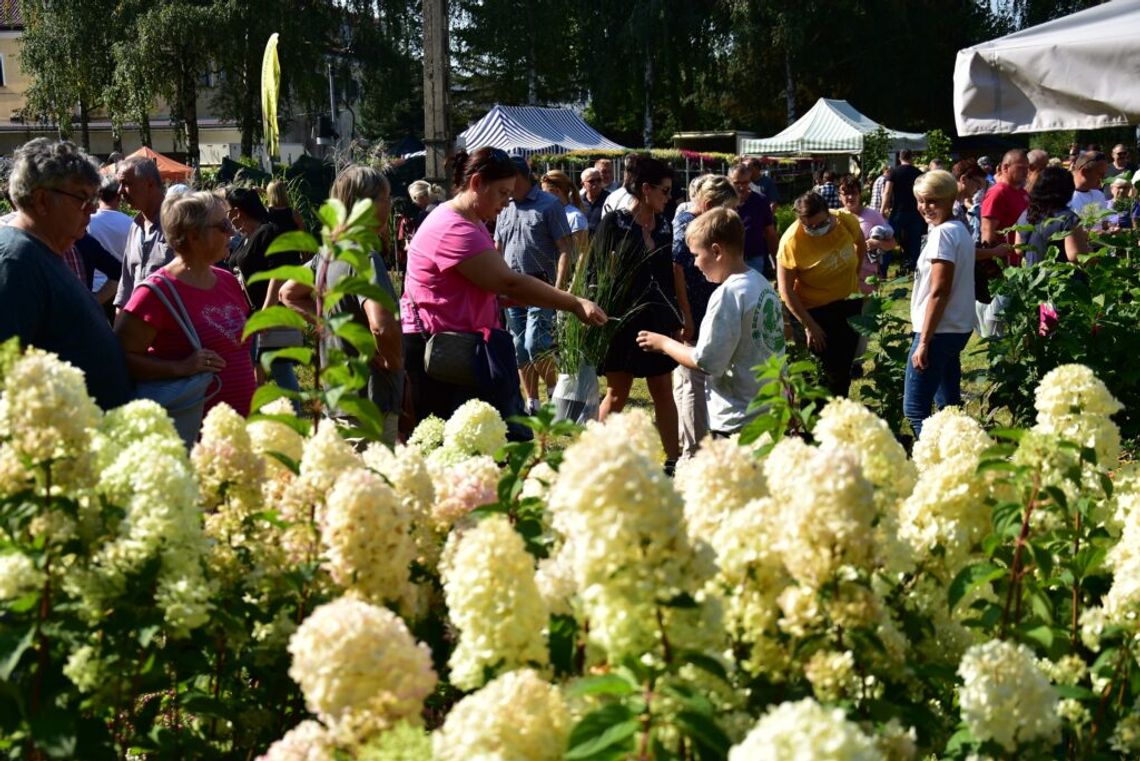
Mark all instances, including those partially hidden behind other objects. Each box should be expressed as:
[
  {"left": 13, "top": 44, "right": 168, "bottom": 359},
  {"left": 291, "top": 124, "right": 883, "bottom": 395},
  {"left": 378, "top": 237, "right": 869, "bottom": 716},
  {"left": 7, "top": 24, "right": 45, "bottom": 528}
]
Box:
[
  {"left": 954, "top": 0, "right": 1140, "bottom": 135},
  {"left": 739, "top": 98, "right": 927, "bottom": 155},
  {"left": 457, "top": 104, "right": 625, "bottom": 156}
]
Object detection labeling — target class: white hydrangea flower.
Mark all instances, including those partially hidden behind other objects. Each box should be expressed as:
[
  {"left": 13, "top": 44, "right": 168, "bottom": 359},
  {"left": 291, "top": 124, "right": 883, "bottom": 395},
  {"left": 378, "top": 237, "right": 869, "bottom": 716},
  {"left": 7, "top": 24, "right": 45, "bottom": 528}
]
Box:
[
  {"left": 1079, "top": 606, "right": 1107, "bottom": 652},
  {"left": 0, "top": 552, "right": 43, "bottom": 599},
  {"left": 814, "top": 397, "right": 916, "bottom": 505},
  {"left": 767, "top": 440, "right": 877, "bottom": 588},
  {"left": 875, "top": 718, "right": 918, "bottom": 761},
  {"left": 728, "top": 698, "right": 883, "bottom": 761},
  {"left": 674, "top": 436, "right": 767, "bottom": 546},
  {"left": 548, "top": 411, "right": 714, "bottom": 660},
  {"left": 247, "top": 414, "right": 305, "bottom": 477},
  {"left": 287, "top": 598, "right": 436, "bottom": 740},
  {"left": 256, "top": 720, "right": 334, "bottom": 761},
  {"left": 0, "top": 347, "right": 99, "bottom": 468},
  {"left": 535, "top": 546, "right": 577, "bottom": 618},
  {"left": 897, "top": 456, "right": 990, "bottom": 580},
  {"left": 1103, "top": 511, "right": 1140, "bottom": 625},
  {"left": 408, "top": 415, "right": 445, "bottom": 452},
  {"left": 362, "top": 443, "right": 438, "bottom": 569},
  {"left": 299, "top": 420, "right": 363, "bottom": 497},
  {"left": 321, "top": 468, "right": 414, "bottom": 608},
  {"left": 430, "top": 455, "right": 500, "bottom": 530},
  {"left": 1038, "top": 653, "right": 1088, "bottom": 686},
  {"left": 1111, "top": 709, "right": 1140, "bottom": 754},
  {"left": 957, "top": 640, "right": 1059, "bottom": 752},
  {"left": 93, "top": 399, "right": 180, "bottom": 472},
  {"left": 432, "top": 669, "right": 569, "bottom": 761},
  {"left": 63, "top": 645, "right": 103, "bottom": 694},
  {"left": 582, "top": 407, "right": 663, "bottom": 463},
  {"left": 519, "top": 461, "right": 557, "bottom": 503},
  {"left": 193, "top": 403, "right": 265, "bottom": 511},
  {"left": 804, "top": 649, "right": 859, "bottom": 702},
  {"left": 911, "top": 407, "right": 993, "bottom": 473},
  {"left": 440, "top": 515, "right": 549, "bottom": 689},
  {"left": 443, "top": 399, "right": 507, "bottom": 457},
  {"left": 1033, "top": 364, "right": 1122, "bottom": 469}
]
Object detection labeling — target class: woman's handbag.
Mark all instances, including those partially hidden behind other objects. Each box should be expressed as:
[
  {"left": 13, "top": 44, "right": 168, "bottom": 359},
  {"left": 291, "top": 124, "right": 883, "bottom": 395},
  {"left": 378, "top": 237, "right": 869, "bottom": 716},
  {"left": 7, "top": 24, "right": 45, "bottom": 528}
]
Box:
[
  {"left": 134, "top": 277, "right": 222, "bottom": 447},
  {"left": 423, "top": 330, "right": 483, "bottom": 386}
]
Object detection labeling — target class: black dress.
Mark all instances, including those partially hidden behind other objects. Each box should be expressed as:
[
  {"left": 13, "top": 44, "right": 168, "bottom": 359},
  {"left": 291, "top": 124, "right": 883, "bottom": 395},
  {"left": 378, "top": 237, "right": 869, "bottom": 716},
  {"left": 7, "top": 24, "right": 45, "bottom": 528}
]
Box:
[{"left": 596, "top": 209, "right": 681, "bottom": 378}]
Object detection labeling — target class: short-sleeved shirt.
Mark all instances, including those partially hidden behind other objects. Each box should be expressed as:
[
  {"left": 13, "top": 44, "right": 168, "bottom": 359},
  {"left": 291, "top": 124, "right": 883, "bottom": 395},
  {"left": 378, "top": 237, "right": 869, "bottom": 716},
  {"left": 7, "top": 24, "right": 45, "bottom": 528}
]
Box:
[
  {"left": 911, "top": 221, "right": 976, "bottom": 335},
  {"left": 854, "top": 207, "right": 888, "bottom": 294},
  {"left": 736, "top": 190, "right": 775, "bottom": 263},
  {"left": 870, "top": 175, "right": 888, "bottom": 212},
  {"left": 981, "top": 181, "right": 1029, "bottom": 246},
  {"left": 564, "top": 204, "right": 588, "bottom": 235},
  {"left": 494, "top": 184, "right": 571, "bottom": 280},
  {"left": 401, "top": 204, "right": 501, "bottom": 334},
  {"left": 0, "top": 226, "right": 132, "bottom": 409},
  {"left": 888, "top": 164, "right": 923, "bottom": 215},
  {"left": 814, "top": 183, "right": 841, "bottom": 209},
  {"left": 602, "top": 186, "right": 633, "bottom": 214},
  {"left": 672, "top": 210, "right": 717, "bottom": 340},
  {"left": 693, "top": 269, "right": 785, "bottom": 433},
  {"left": 583, "top": 190, "right": 609, "bottom": 233},
  {"left": 312, "top": 250, "right": 402, "bottom": 414},
  {"left": 123, "top": 267, "right": 256, "bottom": 415},
  {"left": 87, "top": 208, "right": 132, "bottom": 292},
  {"left": 114, "top": 214, "right": 176, "bottom": 308},
  {"left": 228, "top": 211, "right": 303, "bottom": 309},
  {"left": 1021, "top": 208, "right": 1080, "bottom": 266},
  {"left": 1070, "top": 188, "right": 1108, "bottom": 218},
  {"left": 777, "top": 209, "right": 863, "bottom": 309},
  {"left": 752, "top": 174, "right": 779, "bottom": 204}
]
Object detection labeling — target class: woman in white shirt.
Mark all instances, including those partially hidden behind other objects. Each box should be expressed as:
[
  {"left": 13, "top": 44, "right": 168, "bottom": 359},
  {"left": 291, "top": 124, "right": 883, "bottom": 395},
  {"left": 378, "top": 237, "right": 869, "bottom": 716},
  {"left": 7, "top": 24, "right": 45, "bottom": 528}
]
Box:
[
  {"left": 903, "top": 170, "right": 976, "bottom": 438},
  {"left": 540, "top": 170, "right": 589, "bottom": 251}
]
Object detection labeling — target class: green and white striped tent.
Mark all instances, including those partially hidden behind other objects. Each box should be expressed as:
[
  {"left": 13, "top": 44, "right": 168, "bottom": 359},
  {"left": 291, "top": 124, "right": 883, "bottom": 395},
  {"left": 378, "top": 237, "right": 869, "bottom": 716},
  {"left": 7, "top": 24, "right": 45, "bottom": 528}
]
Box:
[{"left": 740, "top": 98, "right": 927, "bottom": 155}]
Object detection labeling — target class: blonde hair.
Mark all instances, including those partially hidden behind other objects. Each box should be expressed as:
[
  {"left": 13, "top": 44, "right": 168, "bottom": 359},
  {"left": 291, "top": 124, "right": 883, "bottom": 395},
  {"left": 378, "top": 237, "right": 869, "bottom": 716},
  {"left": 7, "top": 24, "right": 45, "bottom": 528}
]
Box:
[
  {"left": 161, "top": 191, "right": 225, "bottom": 251},
  {"left": 694, "top": 175, "right": 738, "bottom": 211},
  {"left": 409, "top": 179, "right": 432, "bottom": 203},
  {"left": 685, "top": 207, "right": 745, "bottom": 254},
  {"left": 913, "top": 170, "right": 957, "bottom": 202},
  {"left": 331, "top": 165, "right": 390, "bottom": 209},
  {"left": 540, "top": 169, "right": 583, "bottom": 210},
  {"left": 265, "top": 180, "right": 290, "bottom": 208}
]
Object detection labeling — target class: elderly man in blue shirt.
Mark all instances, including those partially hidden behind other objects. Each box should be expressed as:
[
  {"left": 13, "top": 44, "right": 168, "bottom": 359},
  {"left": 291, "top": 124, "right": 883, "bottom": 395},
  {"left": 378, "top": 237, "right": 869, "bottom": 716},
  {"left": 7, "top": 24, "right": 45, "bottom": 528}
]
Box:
[{"left": 495, "top": 155, "right": 574, "bottom": 414}]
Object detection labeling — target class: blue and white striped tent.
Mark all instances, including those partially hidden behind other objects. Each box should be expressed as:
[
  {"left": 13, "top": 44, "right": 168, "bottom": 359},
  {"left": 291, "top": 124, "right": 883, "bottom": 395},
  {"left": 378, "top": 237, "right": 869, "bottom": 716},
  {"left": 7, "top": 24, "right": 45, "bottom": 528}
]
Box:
[
  {"left": 457, "top": 104, "right": 625, "bottom": 156},
  {"left": 739, "top": 98, "right": 927, "bottom": 155}
]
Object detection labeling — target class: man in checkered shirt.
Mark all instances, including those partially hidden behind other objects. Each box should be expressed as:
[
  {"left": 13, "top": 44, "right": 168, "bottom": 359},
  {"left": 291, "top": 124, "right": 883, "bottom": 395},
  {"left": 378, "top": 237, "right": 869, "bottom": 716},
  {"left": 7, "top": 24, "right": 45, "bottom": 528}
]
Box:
[
  {"left": 814, "top": 170, "right": 841, "bottom": 209},
  {"left": 870, "top": 164, "right": 889, "bottom": 212}
]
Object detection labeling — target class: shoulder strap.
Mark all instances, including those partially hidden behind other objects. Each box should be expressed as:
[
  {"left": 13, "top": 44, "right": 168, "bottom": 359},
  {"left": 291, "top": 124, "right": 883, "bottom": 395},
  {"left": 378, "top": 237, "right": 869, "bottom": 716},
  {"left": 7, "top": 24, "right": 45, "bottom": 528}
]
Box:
[{"left": 137, "top": 276, "right": 202, "bottom": 350}]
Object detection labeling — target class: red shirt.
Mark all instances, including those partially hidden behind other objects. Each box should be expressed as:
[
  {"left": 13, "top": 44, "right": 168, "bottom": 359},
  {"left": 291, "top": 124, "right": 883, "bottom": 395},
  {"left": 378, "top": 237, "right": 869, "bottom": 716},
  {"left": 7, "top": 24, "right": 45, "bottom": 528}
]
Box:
[{"left": 124, "top": 267, "right": 256, "bottom": 416}]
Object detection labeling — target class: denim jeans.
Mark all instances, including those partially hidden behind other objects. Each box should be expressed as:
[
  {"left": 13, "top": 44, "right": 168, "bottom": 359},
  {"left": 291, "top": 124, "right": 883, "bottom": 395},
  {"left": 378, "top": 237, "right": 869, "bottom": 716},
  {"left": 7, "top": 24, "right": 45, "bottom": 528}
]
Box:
[
  {"left": 903, "top": 331, "right": 971, "bottom": 438},
  {"left": 505, "top": 305, "right": 555, "bottom": 366}
]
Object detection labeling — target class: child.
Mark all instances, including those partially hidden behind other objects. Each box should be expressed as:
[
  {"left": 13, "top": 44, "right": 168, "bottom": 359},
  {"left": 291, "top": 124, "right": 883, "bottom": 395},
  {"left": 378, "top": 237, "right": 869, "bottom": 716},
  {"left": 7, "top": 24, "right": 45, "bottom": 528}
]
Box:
[{"left": 637, "top": 208, "right": 785, "bottom": 438}]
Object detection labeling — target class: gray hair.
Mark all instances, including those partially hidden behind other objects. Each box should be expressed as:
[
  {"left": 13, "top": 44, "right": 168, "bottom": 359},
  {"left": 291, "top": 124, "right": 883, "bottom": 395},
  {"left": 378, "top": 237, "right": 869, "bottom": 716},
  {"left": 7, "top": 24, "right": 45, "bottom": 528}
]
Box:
[
  {"left": 9, "top": 138, "right": 101, "bottom": 209},
  {"left": 116, "top": 155, "right": 162, "bottom": 186},
  {"left": 161, "top": 190, "right": 225, "bottom": 251},
  {"left": 408, "top": 179, "right": 432, "bottom": 203},
  {"left": 580, "top": 167, "right": 600, "bottom": 184},
  {"left": 1027, "top": 149, "right": 1049, "bottom": 169},
  {"left": 331, "top": 165, "right": 390, "bottom": 209}
]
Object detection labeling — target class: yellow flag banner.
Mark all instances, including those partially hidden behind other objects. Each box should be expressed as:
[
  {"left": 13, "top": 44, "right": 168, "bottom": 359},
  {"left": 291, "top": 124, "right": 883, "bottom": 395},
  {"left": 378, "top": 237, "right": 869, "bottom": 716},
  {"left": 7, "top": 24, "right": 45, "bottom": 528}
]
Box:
[{"left": 261, "top": 33, "right": 281, "bottom": 160}]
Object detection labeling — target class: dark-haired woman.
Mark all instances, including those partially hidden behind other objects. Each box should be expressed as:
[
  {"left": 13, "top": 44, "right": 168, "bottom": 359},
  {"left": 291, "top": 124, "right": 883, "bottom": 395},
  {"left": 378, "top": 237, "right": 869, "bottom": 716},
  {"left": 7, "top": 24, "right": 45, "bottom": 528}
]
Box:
[
  {"left": 225, "top": 186, "right": 303, "bottom": 397},
  {"left": 595, "top": 154, "right": 683, "bottom": 468},
  {"left": 400, "top": 147, "right": 607, "bottom": 432},
  {"left": 1017, "top": 165, "right": 1088, "bottom": 266}
]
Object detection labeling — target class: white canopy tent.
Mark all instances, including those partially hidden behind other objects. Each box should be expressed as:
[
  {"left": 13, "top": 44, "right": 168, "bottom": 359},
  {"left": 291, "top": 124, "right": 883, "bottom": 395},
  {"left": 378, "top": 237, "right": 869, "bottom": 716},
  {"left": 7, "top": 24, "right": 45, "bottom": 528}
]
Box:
[
  {"left": 954, "top": 0, "right": 1140, "bottom": 135},
  {"left": 739, "top": 98, "right": 927, "bottom": 155},
  {"left": 456, "top": 104, "right": 625, "bottom": 156}
]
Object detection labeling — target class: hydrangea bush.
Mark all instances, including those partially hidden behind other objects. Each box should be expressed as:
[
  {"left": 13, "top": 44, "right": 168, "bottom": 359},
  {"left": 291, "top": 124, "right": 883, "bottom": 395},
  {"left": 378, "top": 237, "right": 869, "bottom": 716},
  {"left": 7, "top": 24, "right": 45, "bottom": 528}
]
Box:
[{"left": 3, "top": 337, "right": 1140, "bottom": 760}]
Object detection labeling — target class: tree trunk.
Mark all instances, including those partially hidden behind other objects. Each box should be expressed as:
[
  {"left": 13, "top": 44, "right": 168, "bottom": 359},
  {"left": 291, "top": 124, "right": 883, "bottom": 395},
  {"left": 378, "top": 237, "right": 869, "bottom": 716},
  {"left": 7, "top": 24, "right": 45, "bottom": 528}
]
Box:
[
  {"left": 526, "top": 2, "right": 537, "bottom": 104},
  {"left": 185, "top": 82, "right": 201, "bottom": 166},
  {"left": 642, "top": 53, "right": 654, "bottom": 148},
  {"left": 784, "top": 48, "right": 796, "bottom": 126},
  {"left": 140, "top": 111, "right": 151, "bottom": 147},
  {"left": 79, "top": 97, "right": 90, "bottom": 152}
]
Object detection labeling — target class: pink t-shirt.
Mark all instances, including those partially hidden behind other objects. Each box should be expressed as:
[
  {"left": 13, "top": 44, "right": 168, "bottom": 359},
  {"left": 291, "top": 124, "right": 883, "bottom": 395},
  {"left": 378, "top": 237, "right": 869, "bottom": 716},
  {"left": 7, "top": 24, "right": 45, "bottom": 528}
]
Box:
[
  {"left": 856, "top": 207, "right": 888, "bottom": 294},
  {"left": 400, "top": 204, "right": 501, "bottom": 333},
  {"left": 124, "top": 267, "right": 256, "bottom": 416}
]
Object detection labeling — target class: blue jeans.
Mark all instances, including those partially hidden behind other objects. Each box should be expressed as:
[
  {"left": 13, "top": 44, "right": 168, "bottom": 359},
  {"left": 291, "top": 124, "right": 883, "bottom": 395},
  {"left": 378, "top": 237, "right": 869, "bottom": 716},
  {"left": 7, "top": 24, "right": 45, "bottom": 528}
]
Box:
[
  {"left": 903, "top": 332, "right": 971, "bottom": 438},
  {"left": 505, "top": 305, "right": 555, "bottom": 366}
]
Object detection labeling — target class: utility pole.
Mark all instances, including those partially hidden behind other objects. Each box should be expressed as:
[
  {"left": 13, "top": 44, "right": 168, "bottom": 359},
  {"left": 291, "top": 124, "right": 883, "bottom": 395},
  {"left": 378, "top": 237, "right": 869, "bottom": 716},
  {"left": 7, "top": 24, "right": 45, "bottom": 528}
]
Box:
[{"left": 423, "top": 0, "right": 450, "bottom": 184}]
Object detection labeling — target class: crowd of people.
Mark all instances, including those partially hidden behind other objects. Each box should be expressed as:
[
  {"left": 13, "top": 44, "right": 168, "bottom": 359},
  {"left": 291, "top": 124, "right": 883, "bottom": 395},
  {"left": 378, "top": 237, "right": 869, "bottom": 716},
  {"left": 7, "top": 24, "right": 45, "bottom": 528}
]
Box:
[{"left": 0, "top": 135, "right": 1136, "bottom": 456}]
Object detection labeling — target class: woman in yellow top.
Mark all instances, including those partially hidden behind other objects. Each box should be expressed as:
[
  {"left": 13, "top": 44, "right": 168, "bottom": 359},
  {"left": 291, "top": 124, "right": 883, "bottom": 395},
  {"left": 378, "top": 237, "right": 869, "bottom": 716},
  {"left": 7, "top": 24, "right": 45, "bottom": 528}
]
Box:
[{"left": 777, "top": 190, "right": 867, "bottom": 396}]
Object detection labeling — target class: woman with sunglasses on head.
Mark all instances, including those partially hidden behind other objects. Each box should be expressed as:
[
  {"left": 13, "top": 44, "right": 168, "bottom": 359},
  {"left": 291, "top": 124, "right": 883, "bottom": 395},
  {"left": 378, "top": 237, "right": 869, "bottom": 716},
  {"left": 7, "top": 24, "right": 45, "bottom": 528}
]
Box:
[
  {"left": 594, "top": 154, "right": 684, "bottom": 470},
  {"left": 115, "top": 192, "right": 257, "bottom": 422},
  {"left": 776, "top": 190, "right": 867, "bottom": 397},
  {"left": 399, "top": 147, "right": 607, "bottom": 432}
]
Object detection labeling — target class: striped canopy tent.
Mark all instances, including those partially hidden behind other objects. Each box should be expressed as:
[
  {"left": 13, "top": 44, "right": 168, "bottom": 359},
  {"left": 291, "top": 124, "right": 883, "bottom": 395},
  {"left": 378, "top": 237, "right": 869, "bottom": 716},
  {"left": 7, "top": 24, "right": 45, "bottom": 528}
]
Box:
[
  {"left": 457, "top": 104, "right": 625, "bottom": 156},
  {"left": 740, "top": 98, "right": 927, "bottom": 155}
]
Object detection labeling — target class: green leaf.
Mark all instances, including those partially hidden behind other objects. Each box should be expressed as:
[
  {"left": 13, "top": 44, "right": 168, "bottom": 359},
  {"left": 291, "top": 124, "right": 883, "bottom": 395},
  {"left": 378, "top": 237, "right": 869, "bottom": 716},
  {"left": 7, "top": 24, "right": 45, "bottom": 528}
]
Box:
[
  {"left": 680, "top": 651, "right": 730, "bottom": 683},
  {"left": 261, "top": 347, "right": 314, "bottom": 370},
  {"left": 1022, "top": 624, "right": 1053, "bottom": 651},
  {"left": 246, "top": 265, "right": 315, "bottom": 287},
  {"left": 346, "top": 197, "right": 375, "bottom": 228},
  {"left": 250, "top": 383, "right": 290, "bottom": 413},
  {"left": 241, "top": 306, "right": 308, "bottom": 339},
  {"left": 266, "top": 230, "right": 320, "bottom": 256},
  {"left": 332, "top": 320, "right": 376, "bottom": 357},
  {"left": 335, "top": 396, "right": 388, "bottom": 441},
  {"left": 0, "top": 625, "right": 35, "bottom": 680},
  {"left": 675, "top": 710, "right": 731, "bottom": 758},
  {"left": 30, "top": 708, "right": 77, "bottom": 759},
  {"left": 948, "top": 562, "right": 1005, "bottom": 611},
  {"left": 335, "top": 279, "right": 398, "bottom": 314},
  {"left": 564, "top": 673, "right": 637, "bottom": 699},
  {"left": 565, "top": 704, "right": 638, "bottom": 760},
  {"left": 318, "top": 199, "right": 346, "bottom": 230}
]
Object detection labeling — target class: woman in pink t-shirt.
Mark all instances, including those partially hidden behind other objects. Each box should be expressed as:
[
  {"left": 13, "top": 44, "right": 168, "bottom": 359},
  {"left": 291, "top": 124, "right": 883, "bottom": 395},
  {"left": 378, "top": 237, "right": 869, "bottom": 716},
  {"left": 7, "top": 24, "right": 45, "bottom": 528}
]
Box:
[
  {"left": 115, "top": 192, "right": 256, "bottom": 425},
  {"left": 401, "top": 147, "right": 607, "bottom": 428}
]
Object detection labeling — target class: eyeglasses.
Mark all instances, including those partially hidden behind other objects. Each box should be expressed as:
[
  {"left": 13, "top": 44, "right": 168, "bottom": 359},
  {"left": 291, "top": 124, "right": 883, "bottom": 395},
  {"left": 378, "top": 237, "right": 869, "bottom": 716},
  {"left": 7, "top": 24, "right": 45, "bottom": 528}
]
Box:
[{"left": 47, "top": 187, "right": 98, "bottom": 209}]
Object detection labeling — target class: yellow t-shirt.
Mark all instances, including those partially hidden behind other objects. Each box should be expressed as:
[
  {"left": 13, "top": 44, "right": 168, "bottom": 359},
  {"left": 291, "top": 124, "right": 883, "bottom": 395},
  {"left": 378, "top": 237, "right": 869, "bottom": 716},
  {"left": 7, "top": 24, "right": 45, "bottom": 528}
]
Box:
[{"left": 777, "top": 209, "right": 862, "bottom": 309}]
